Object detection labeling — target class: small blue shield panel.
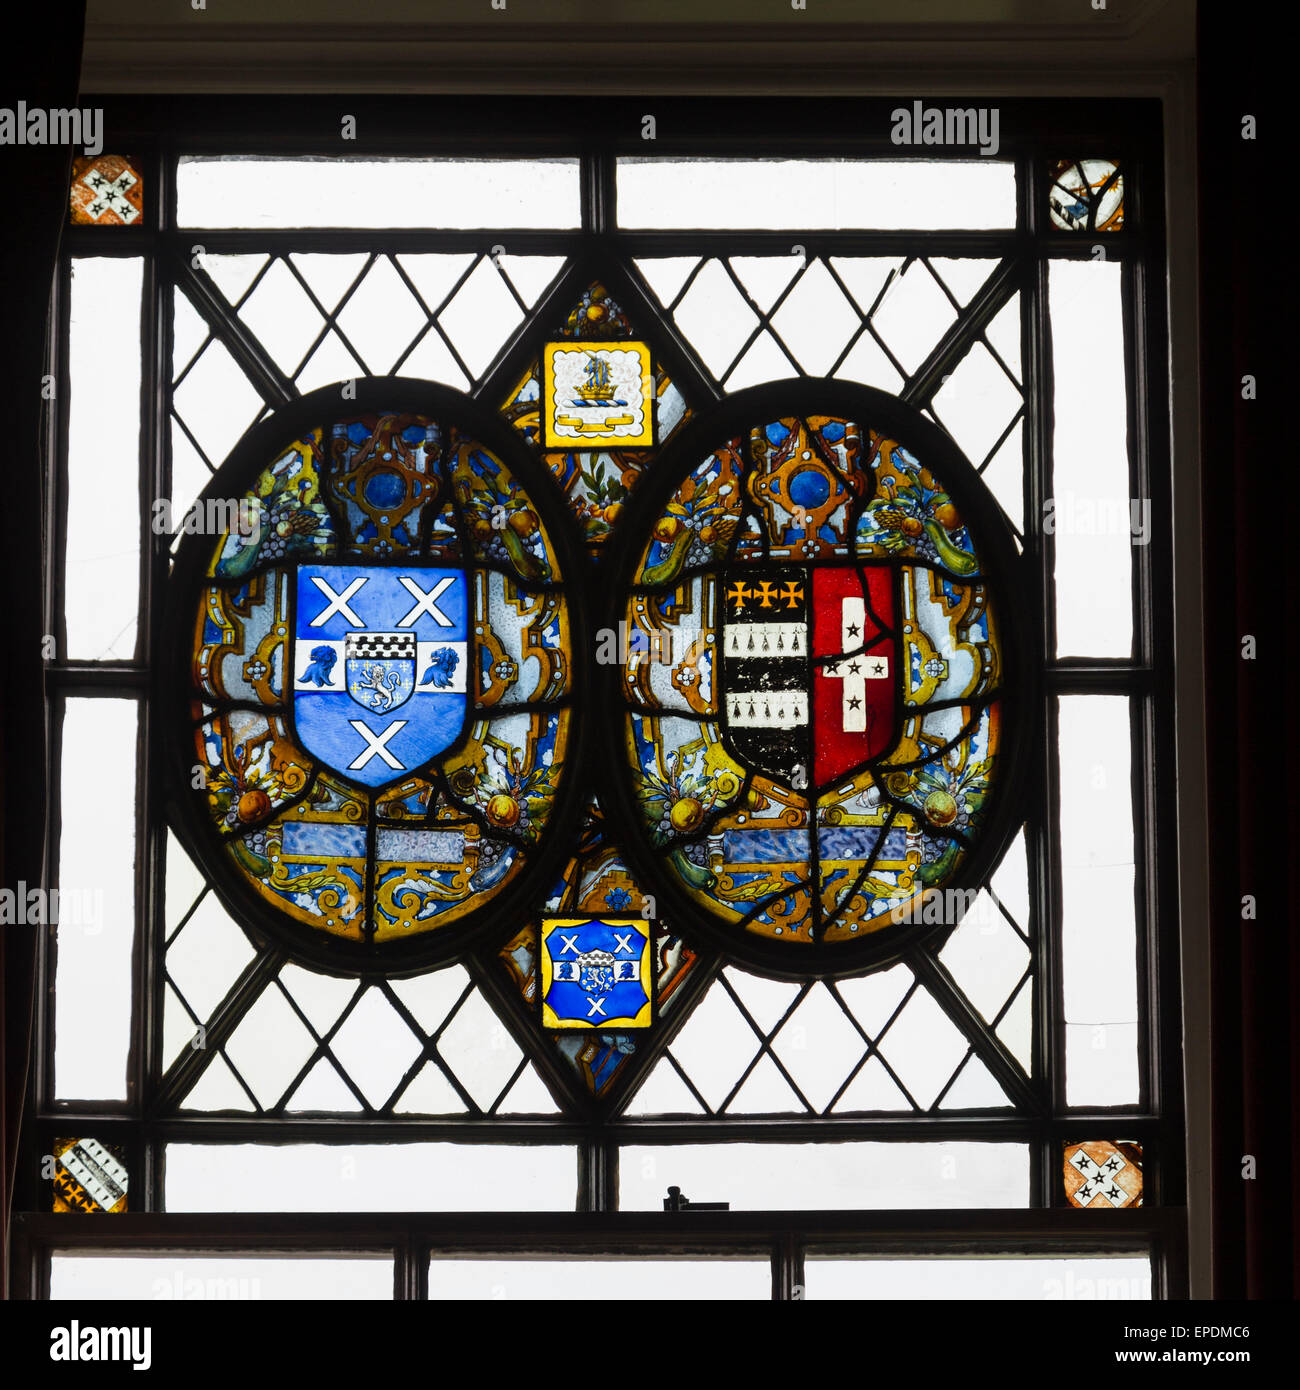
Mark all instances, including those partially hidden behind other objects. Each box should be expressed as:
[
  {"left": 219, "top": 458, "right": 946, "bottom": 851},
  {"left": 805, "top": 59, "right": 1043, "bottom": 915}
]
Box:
[
  {"left": 293, "top": 564, "right": 469, "bottom": 788},
  {"left": 541, "top": 917, "right": 653, "bottom": 1029}
]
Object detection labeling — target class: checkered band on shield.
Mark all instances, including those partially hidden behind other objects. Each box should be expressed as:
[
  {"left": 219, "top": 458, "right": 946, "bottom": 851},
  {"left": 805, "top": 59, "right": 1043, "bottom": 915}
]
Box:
[{"left": 345, "top": 631, "right": 415, "bottom": 661}]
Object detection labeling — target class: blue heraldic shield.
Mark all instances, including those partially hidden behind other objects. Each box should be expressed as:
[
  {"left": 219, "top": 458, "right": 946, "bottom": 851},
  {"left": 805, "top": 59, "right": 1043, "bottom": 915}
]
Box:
[
  {"left": 543, "top": 918, "right": 652, "bottom": 1028},
  {"left": 292, "top": 563, "right": 468, "bottom": 789}
]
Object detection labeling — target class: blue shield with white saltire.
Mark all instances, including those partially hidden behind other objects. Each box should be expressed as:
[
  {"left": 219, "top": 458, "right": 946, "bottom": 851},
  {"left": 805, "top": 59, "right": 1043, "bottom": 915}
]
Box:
[
  {"left": 542, "top": 918, "right": 652, "bottom": 1029},
  {"left": 293, "top": 564, "right": 468, "bottom": 788}
]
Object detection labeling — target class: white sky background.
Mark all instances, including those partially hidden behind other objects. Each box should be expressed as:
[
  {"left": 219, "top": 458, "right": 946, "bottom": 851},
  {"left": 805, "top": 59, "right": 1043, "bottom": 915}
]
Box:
[
  {"left": 54, "top": 699, "right": 137, "bottom": 1100},
  {"left": 176, "top": 158, "right": 582, "bottom": 229},
  {"left": 48, "top": 1253, "right": 1149, "bottom": 1301},
  {"left": 617, "top": 159, "right": 1016, "bottom": 230},
  {"left": 165, "top": 1143, "right": 577, "bottom": 1212},
  {"left": 621, "top": 1142, "right": 1030, "bottom": 1210},
  {"left": 50, "top": 1255, "right": 392, "bottom": 1301},
  {"left": 1050, "top": 259, "right": 1133, "bottom": 657},
  {"left": 1059, "top": 696, "right": 1140, "bottom": 1105},
  {"left": 806, "top": 1255, "right": 1151, "bottom": 1300},
  {"left": 65, "top": 258, "right": 141, "bottom": 660}
]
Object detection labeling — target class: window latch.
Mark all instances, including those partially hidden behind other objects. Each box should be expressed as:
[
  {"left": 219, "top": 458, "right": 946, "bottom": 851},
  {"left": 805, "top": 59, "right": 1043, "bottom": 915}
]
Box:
[{"left": 663, "top": 1184, "right": 729, "bottom": 1212}]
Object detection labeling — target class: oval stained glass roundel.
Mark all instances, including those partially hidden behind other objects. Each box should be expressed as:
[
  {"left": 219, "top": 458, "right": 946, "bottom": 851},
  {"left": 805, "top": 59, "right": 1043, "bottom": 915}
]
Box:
[
  {"left": 167, "top": 384, "right": 586, "bottom": 968},
  {"left": 604, "top": 383, "right": 1028, "bottom": 976}
]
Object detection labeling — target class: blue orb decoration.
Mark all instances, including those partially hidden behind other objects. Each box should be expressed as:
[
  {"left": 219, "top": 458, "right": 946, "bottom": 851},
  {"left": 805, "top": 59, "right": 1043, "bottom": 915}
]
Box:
[
  {"left": 364, "top": 469, "right": 407, "bottom": 509},
  {"left": 788, "top": 467, "right": 831, "bottom": 509}
]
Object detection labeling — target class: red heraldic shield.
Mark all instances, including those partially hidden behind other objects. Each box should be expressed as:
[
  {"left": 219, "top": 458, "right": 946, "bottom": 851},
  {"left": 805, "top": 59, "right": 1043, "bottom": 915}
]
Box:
[{"left": 811, "top": 566, "right": 897, "bottom": 784}]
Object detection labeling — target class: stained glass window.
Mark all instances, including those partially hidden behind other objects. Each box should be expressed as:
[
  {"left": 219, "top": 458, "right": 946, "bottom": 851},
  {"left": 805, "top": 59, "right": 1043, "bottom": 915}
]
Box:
[
  {"left": 69, "top": 153, "right": 143, "bottom": 226},
  {"left": 174, "top": 388, "right": 582, "bottom": 963},
  {"left": 1064, "top": 1141, "right": 1144, "bottom": 1209},
  {"left": 27, "top": 96, "right": 1181, "bottom": 1302},
  {"left": 1047, "top": 159, "right": 1125, "bottom": 233},
  {"left": 608, "top": 389, "right": 1021, "bottom": 970}
]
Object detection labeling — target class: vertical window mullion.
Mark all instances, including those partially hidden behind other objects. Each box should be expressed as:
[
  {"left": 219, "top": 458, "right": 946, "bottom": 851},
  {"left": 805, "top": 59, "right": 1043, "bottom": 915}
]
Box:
[
  {"left": 37, "top": 691, "right": 67, "bottom": 1113},
  {"left": 581, "top": 148, "right": 615, "bottom": 238},
  {"left": 1022, "top": 151, "right": 1063, "bottom": 1207},
  {"left": 578, "top": 1139, "right": 619, "bottom": 1213},
  {"left": 773, "top": 1231, "right": 803, "bottom": 1301},
  {"left": 1122, "top": 252, "right": 1169, "bottom": 1139},
  {"left": 1122, "top": 255, "right": 1153, "bottom": 670},
  {"left": 135, "top": 150, "right": 170, "bottom": 1213},
  {"left": 35, "top": 263, "right": 73, "bottom": 1119},
  {"left": 395, "top": 1235, "right": 425, "bottom": 1300},
  {"left": 1132, "top": 687, "right": 1158, "bottom": 1119}
]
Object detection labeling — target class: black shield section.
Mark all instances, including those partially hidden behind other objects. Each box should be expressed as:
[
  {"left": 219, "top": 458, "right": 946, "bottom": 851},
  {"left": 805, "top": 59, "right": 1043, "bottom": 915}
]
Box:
[{"left": 719, "top": 564, "right": 812, "bottom": 784}]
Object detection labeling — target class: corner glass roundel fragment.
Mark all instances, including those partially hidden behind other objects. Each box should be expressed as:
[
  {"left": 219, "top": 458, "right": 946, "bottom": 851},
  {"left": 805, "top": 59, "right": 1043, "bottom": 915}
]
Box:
[{"left": 166, "top": 382, "right": 586, "bottom": 969}]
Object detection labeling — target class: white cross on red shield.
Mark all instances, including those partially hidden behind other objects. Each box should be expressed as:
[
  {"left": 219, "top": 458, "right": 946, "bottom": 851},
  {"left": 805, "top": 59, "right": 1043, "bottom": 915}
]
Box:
[{"left": 720, "top": 564, "right": 897, "bottom": 788}]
